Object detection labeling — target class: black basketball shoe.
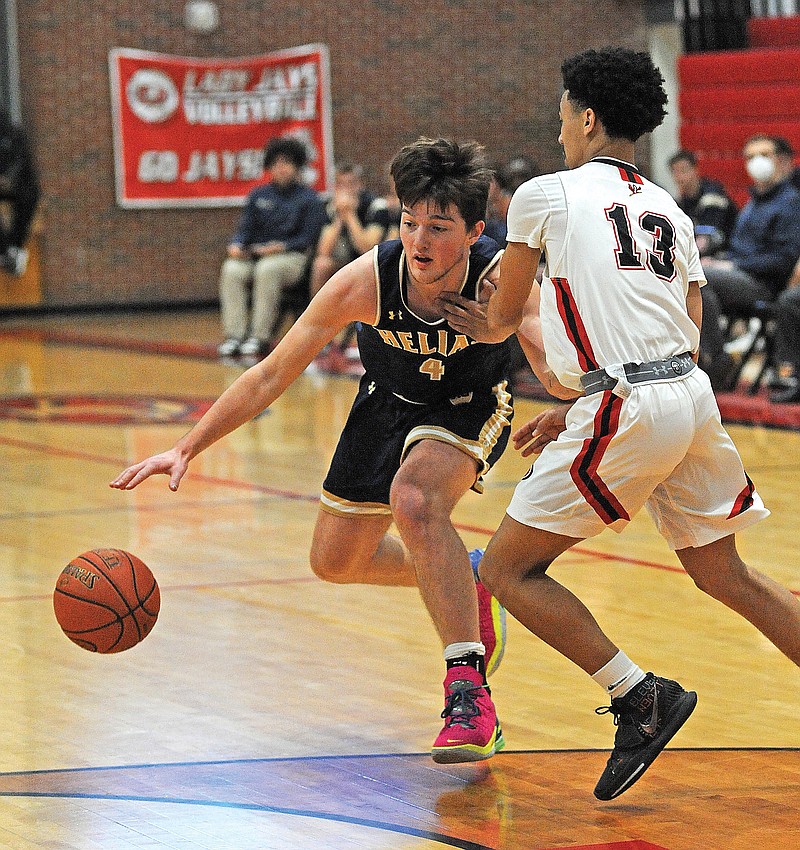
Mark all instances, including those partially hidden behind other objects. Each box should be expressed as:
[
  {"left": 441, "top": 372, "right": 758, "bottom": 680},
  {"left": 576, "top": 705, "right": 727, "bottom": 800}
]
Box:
[{"left": 593, "top": 672, "right": 697, "bottom": 801}]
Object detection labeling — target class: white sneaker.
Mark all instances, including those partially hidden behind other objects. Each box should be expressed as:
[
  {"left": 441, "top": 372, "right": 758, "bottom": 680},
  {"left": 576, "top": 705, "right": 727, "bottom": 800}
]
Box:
[
  {"left": 724, "top": 318, "right": 760, "bottom": 355},
  {"left": 239, "top": 337, "right": 266, "bottom": 356},
  {"left": 217, "top": 338, "right": 241, "bottom": 357}
]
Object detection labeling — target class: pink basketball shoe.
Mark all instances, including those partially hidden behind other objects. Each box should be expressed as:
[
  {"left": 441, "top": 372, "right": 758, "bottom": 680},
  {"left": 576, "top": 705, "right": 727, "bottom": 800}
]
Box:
[{"left": 431, "top": 664, "right": 505, "bottom": 764}]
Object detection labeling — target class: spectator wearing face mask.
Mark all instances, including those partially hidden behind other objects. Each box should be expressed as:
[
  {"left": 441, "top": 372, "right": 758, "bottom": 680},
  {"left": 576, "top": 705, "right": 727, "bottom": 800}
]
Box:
[{"left": 697, "top": 134, "right": 800, "bottom": 390}]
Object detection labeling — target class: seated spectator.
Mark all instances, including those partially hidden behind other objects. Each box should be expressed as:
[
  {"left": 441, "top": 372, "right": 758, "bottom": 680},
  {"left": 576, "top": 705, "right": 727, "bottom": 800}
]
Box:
[
  {"left": 699, "top": 134, "right": 800, "bottom": 389},
  {"left": 0, "top": 109, "right": 40, "bottom": 276},
  {"left": 770, "top": 255, "right": 800, "bottom": 403},
  {"left": 668, "top": 149, "right": 737, "bottom": 257},
  {"left": 370, "top": 169, "right": 402, "bottom": 242},
  {"left": 308, "top": 162, "right": 386, "bottom": 297},
  {"left": 775, "top": 135, "right": 800, "bottom": 194},
  {"left": 484, "top": 156, "right": 538, "bottom": 246},
  {"left": 217, "top": 137, "right": 327, "bottom": 358}
]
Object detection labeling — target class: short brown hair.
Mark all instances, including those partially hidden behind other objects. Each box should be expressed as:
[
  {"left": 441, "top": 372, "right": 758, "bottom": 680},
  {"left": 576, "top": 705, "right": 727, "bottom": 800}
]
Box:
[{"left": 390, "top": 137, "right": 491, "bottom": 229}]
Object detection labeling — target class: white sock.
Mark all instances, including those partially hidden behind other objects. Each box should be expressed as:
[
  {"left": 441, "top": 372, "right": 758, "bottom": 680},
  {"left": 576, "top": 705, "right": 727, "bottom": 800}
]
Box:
[
  {"left": 444, "top": 641, "right": 485, "bottom": 660},
  {"left": 591, "top": 651, "right": 646, "bottom": 699}
]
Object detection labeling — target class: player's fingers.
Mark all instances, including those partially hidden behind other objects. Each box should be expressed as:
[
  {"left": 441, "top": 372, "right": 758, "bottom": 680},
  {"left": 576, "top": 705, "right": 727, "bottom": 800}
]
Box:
[
  {"left": 109, "top": 464, "right": 145, "bottom": 489},
  {"left": 168, "top": 461, "right": 187, "bottom": 492},
  {"left": 116, "top": 457, "right": 173, "bottom": 490},
  {"left": 512, "top": 414, "right": 543, "bottom": 442},
  {"left": 122, "top": 466, "right": 158, "bottom": 490},
  {"left": 519, "top": 434, "right": 552, "bottom": 457}
]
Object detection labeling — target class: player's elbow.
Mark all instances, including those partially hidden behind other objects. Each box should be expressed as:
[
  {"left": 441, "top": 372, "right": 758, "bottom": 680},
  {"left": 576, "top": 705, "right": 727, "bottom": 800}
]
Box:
[{"left": 487, "top": 312, "right": 522, "bottom": 342}]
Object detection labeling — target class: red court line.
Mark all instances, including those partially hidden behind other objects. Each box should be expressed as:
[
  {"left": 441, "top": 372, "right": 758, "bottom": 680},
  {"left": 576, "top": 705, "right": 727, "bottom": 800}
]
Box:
[
  {"left": 2, "top": 434, "right": 797, "bottom": 596},
  {"left": 0, "top": 575, "right": 317, "bottom": 604},
  {"left": 0, "top": 327, "right": 218, "bottom": 360}
]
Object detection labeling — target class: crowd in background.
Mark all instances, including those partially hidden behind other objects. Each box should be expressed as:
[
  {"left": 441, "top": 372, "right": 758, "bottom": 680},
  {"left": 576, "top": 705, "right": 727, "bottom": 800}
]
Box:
[
  {"left": 216, "top": 131, "right": 800, "bottom": 405},
  {"left": 0, "top": 108, "right": 40, "bottom": 278},
  {"left": 669, "top": 136, "right": 800, "bottom": 403},
  {"left": 4, "top": 103, "right": 798, "bottom": 405}
]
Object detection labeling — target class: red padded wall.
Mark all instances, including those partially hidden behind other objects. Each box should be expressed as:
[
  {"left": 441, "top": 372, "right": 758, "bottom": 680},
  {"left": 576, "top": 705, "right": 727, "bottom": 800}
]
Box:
[{"left": 678, "top": 30, "right": 800, "bottom": 207}]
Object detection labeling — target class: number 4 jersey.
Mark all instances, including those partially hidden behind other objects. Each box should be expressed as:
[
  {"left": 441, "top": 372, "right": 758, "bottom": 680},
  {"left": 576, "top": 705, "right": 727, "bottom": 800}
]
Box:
[
  {"left": 506, "top": 157, "right": 705, "bottom": 394},
  {"left": 357, "top": 235, "right": 512, "bottom": 405}
]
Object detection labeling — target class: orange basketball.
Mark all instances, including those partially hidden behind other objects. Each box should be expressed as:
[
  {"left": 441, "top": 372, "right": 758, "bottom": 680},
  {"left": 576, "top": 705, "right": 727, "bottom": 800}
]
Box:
[{"left": 53, "top": 548, "right": 160, "bottom": 653}]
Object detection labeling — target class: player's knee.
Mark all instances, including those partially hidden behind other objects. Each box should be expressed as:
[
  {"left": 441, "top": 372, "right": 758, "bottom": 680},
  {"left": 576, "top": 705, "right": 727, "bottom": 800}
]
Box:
[
  {"left": 684, "top": 550, "right": 749, "bottom": 601},
  {"left": 308, "top": 545, "right": 352, "bottom": 584},
  {"left": 479, "top": 552, "right": 550, "bottom": 598},
  {"left": 689, "top": 562, "right": 747, "bottom": 602},
  {"left": 390, "top": 483, "right": 435, "bottom": 537},
  {"left": 475, "top": 553, "right": 502, "bottom": 595}
]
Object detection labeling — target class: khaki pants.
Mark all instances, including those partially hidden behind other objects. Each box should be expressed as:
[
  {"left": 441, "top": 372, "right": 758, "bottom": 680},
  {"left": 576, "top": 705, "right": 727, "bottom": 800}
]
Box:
[{"left": 218, "top": 252, "right": 307, "bottom": 341}]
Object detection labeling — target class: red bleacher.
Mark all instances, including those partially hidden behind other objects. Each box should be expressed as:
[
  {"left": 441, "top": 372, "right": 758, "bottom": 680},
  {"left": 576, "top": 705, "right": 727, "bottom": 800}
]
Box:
[{"left": 678, "top": 17, "right": 800, "bottom": 207}]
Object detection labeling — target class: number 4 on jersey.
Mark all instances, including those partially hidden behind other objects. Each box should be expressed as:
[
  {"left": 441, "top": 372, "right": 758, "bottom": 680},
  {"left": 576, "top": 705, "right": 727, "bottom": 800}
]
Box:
[
  {"left": 420, "top": 358, "right": 445, "bottom": 381},
  {"left": 605, "top": 202, "right": 676, "bottom": 280}
]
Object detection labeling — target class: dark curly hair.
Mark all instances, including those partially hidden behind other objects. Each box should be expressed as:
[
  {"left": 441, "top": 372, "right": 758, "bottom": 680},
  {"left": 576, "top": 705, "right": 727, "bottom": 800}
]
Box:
[
  {"left": 561, "top": 47, "right": 668, "bottom": 142},
  {"left": 263, "top": 136, "right": 308, "bottom": 170},
  {"left": 390, "top": 138, "right": 491, "bottom": 229}
]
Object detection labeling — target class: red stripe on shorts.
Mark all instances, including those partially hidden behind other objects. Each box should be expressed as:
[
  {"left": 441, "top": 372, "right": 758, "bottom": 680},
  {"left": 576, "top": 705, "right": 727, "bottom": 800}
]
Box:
[
  {"left": 728, "top": 472, "right": 755, "bottom": 518},
  {"left": 570, "top": 391, "right": 631, "bottom": 525}
]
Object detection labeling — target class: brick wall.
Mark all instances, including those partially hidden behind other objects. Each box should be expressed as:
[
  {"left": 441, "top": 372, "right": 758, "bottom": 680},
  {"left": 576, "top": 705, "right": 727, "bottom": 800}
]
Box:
[{"left": 18, "top": 1, "right": 648, "bottom": 308}]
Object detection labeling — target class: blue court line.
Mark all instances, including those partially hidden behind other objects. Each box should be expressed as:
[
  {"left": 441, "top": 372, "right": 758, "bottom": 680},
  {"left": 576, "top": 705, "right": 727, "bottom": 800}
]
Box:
[
  {"left": 1, "top": 746, "right": 795, "bottom": 778},
  {"left": 0, "top": 791, "right": 493, "bottom": 850}
]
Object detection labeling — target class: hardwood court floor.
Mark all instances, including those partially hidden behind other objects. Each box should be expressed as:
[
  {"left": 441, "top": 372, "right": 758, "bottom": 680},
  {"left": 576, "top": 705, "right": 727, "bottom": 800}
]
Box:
[{"left": 0, "top": 310, "right": 798, "bottom": 850}]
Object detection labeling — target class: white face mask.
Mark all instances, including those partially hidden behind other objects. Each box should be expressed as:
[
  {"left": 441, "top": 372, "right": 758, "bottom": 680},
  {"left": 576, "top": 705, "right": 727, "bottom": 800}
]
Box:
[{"left": 746, "top": 154, "right": 776, "bottom": 183}]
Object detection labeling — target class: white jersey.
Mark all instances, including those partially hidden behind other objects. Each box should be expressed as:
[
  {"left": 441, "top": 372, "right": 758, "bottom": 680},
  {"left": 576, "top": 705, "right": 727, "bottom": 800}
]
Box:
[{"left": 506, "top": 157, "right": 705, "bottom": 392}]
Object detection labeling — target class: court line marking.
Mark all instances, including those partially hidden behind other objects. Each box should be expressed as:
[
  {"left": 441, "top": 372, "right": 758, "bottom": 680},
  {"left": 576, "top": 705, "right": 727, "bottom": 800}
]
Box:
[
  {"left": 0, "top": 327, "right": 219, "bottom": 360},
  {"left": 2, "top": 750, "right": 795, "bottom": 848},
  {"left": 1, "top": 746, "right": 796, "bottom": 778},
  {"left": 0, "top": 791, "right": 494, "bottom": 850},
  {"left": 1, "top": 434, "right": 797, "bottom": 596}
]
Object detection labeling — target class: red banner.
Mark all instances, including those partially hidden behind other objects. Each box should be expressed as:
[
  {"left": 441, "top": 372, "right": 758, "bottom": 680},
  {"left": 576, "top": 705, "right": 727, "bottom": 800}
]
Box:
[{"left": 109, "top": 45, "right": 334, "bottom": 208}]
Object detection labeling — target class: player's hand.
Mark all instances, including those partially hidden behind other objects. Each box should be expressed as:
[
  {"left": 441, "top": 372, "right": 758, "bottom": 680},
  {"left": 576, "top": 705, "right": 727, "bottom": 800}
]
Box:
[
  {"left": 512, "top": 403, "right": 573, "bottom": 457},
  {"left": 437, "top": 280, "right": 498, "bottom": 341},
  {"left": 110, "top": 448, "right": 189, "bottom": 492},
  {"left": 333, "top": 191, "right": 357, "bottom": 216},
  {"left": 253, "top": 241, "right": 286, "bottom": 257}
]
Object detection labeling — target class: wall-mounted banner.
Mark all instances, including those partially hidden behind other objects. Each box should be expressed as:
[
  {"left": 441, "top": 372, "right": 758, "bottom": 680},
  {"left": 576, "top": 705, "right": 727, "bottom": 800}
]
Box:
[{"left": 109, "top": 44, "right": 334, "bottom": 208}]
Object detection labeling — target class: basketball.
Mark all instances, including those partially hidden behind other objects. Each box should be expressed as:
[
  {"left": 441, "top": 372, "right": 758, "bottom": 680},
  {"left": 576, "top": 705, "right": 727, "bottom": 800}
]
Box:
[{"left": 53, "top": 548, "right": 161, "bottom": 653}]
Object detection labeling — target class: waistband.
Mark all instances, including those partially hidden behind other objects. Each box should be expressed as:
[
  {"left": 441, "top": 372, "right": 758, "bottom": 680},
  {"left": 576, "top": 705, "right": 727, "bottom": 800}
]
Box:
[{"left": 580, "top": 353, "right": 695, "bottom": 396}]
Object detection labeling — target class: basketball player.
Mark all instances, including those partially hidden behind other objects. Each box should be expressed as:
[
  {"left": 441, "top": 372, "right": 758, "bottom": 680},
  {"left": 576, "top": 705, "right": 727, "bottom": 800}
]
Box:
[
  {"left": 442, "top": 48, "right": 800, "bottom": 799},
  {"left": 111, "top": 138, "right": 559, "bottom": 764}
]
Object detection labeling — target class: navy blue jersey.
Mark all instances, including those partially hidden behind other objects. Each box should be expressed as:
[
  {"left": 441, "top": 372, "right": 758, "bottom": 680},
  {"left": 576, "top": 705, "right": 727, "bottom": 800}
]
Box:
[{"left": 358, "top": 236, "right": 512, "bottom": 404}]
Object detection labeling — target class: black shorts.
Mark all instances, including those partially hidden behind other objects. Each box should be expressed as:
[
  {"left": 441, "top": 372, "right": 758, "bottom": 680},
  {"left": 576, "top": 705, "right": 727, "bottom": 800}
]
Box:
[{"left": 321, "top": 374, "right": 513, "bottom": 516}]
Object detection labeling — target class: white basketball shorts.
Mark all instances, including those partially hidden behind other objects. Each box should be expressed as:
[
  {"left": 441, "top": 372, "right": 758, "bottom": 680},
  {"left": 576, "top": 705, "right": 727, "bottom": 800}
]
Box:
[{"left": 507, "top": 369, "right": 769, "bottom": 550}]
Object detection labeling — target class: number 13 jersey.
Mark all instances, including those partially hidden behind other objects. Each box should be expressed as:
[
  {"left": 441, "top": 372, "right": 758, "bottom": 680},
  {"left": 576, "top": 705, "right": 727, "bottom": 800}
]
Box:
[{"left": 506, "top": 157, "right": 705, "bottom": 394}]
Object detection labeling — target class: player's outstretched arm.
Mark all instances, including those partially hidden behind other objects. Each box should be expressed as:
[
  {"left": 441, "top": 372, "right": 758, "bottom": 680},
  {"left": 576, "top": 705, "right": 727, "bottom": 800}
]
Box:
[{"left": 110, "top": 252, "right": 377, "bottom": 492}]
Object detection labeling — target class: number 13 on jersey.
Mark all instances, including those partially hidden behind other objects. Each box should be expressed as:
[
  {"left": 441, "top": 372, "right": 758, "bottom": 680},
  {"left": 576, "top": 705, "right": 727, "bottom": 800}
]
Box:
[{"left": 606, "top": 202, "right": 676, "bottom": 280}]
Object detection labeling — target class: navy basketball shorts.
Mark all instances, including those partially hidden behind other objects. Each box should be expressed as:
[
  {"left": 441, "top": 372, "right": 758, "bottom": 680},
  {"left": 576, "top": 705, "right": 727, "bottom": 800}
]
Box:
[{"left": 321, "top": 375, "right": 513, "bottom": 516}]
